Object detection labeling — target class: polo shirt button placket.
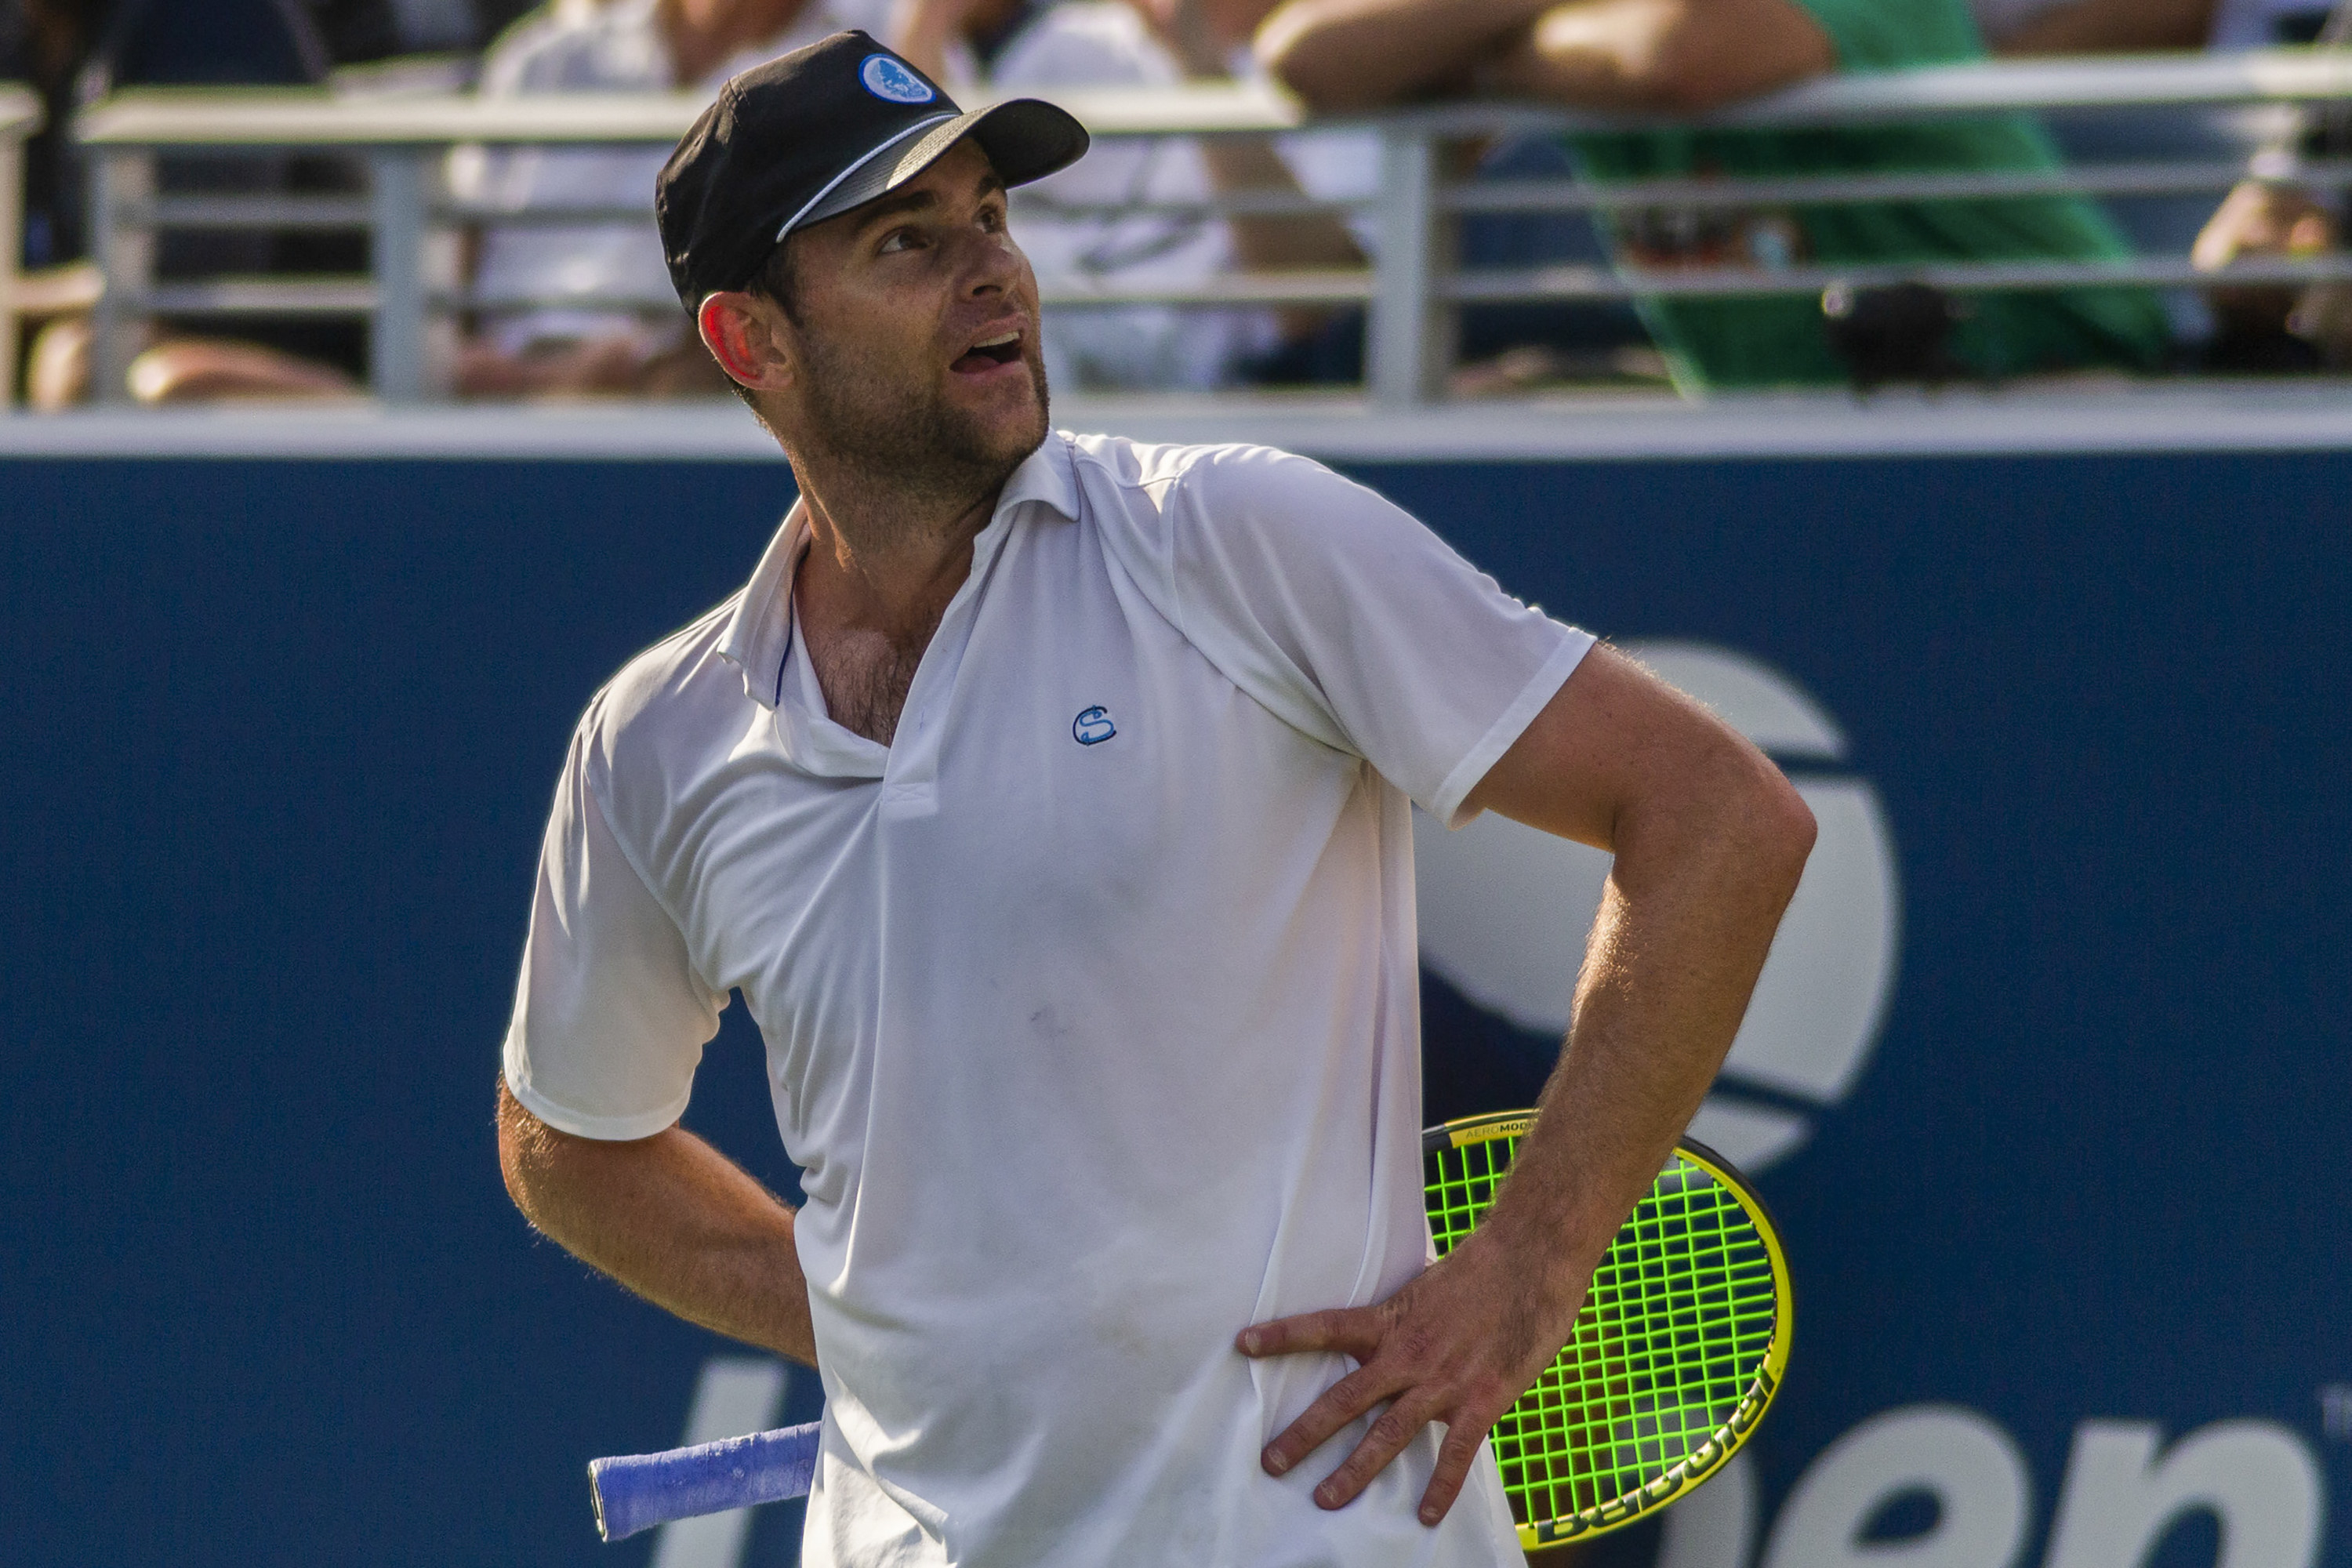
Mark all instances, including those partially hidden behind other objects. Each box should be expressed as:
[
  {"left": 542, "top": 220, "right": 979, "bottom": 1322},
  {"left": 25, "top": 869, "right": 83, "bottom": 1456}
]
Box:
[
  {"left": 880, "top": 779, "right": 937, "bottom": 816},
  {"left": 880, "top": 706, "right": 941, "bottom": 818}
]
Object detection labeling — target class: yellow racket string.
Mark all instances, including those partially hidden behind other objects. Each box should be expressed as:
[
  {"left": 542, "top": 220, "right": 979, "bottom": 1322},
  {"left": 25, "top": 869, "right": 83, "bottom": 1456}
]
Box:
[{"left": 1424, "top": 1131, "right": 1779, "bottom": 1530}]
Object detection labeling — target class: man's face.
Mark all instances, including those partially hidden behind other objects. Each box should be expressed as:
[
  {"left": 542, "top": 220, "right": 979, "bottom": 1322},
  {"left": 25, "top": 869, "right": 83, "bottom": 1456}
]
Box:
[{"left": 774, "top": 140, "right": 1048, "bottom": 498}]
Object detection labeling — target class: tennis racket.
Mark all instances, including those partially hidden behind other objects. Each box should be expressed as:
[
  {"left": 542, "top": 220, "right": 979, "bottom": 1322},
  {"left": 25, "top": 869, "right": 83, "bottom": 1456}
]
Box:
[
  {"left": 585, "top": 1112, "right": 1791, "bottom": 1544},
  {"left": 1425, "top": 1110, "right": 1791, "bottom": 1546}
]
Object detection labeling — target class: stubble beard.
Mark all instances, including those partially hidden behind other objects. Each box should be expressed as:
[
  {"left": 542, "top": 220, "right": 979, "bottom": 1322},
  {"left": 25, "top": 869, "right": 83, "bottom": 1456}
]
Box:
[{"left": 795, "top": 328, "right": 1051, "bottom": 532}]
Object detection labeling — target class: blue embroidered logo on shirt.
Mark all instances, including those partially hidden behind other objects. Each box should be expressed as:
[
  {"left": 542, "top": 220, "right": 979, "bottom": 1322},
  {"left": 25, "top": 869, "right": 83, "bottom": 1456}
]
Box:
[
  {"left": 859, "top": 55, "right": 936, "bottom": 104},
  {"left": 1073, "top": 706, "right": 1116, "bottom": 746}
]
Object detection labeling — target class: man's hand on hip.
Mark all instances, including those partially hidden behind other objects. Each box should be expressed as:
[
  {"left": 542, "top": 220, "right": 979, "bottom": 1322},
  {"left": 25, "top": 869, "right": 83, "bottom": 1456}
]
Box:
[{"left": 1236, "top": 1220, "right": 1595, "bottom": 1525}]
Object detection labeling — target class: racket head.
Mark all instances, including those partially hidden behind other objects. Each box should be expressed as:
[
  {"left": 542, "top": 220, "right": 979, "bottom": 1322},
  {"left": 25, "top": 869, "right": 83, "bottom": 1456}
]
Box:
[{"left": 1421, "top": 1110, "right": 1792, "bottom": 1546}]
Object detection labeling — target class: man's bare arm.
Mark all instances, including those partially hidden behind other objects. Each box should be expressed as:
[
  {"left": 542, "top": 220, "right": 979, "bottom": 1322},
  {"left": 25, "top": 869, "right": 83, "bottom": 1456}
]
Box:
[
  {"left": 1486, "top": 0, "right": 1835, "bottom": 113},
  {"left": 1990, "top": 0, "right": 2212, "bottom": 55},
  {"left": 497, "top": 1080, "right": 818, "bottom": 1366},
  {"left": 1236, "top": 644, "right": 1815, "bottom": 1523},
  {"left": 1255, "top": 0, "right": 1833, "bottom": 114},
  {"left": 1255, "top": 0, "right": 1558, "bottom": 111}
]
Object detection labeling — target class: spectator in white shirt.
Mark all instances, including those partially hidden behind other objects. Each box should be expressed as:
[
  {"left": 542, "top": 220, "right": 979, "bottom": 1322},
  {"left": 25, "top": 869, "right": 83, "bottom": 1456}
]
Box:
[
  {"left": 890, "top": 0, "right": 1367, "bottom": 390},
  {"left": 450, "top": 0, "right": 894, "bottom": 397}
]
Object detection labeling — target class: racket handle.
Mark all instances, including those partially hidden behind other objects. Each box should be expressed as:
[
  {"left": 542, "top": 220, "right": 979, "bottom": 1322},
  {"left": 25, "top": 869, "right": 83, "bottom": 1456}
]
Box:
[{"left": 588, "top": 1420, "right": 822, "bottom": 1541}]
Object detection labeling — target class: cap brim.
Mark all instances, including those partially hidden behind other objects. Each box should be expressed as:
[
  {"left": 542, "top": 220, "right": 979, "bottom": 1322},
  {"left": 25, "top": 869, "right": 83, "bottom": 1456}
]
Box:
[{"left": 793, "top": 98, "right": 1090, "bottom": 234}]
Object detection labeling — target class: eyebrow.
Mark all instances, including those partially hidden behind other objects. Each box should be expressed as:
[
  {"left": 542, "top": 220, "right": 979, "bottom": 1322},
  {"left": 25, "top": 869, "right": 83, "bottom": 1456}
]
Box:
[{"left": 856, "top": 169, "right": 1007, "bottom": 231}]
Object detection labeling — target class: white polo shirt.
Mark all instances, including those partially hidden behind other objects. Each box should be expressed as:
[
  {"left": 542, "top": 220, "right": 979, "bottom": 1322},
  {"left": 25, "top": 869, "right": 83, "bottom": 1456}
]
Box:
[{"left": 503, "top": 432, "right": 1592, "bottom": 1568}]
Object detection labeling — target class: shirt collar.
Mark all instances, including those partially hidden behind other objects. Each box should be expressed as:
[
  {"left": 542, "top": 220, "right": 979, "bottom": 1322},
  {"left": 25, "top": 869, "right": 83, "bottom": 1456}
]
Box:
[
  {"left": 717, "top": 503, "right": 809, "bottom": 711},
  {"left": 715, "top": 434, "right": 1079, "bottom": 711},
  {"left": 994, "top": 429, "right": 1080, "bottom": 523}
]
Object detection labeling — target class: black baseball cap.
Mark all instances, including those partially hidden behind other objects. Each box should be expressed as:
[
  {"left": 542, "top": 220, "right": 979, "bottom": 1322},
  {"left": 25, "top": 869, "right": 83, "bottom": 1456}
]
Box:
[{"left": 656, "top": 31, "right": 1089, "bottom": 307}]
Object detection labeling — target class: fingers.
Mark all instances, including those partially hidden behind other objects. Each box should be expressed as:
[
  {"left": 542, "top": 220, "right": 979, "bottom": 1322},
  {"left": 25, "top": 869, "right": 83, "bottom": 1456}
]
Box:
[
  {"left": 1312, "top": 1395, "right": 1504, "bottom": 1524},
  {"left": 1235, "top": 1307, "right": 1381, "bottom": 1362},
  {"left": 1414, "top": 1415, "right": 1491, "bottom": 1526},
  {"left": 1258, "top": 1359, "right": 1399, "bottom": 1480},
  {"left": 1304, "top": 1387, "right": 1446, "bottom": 1511},
  {"left": 1236, "top": 1289, "right": 1522, "bottom": 1528},
  {"left": 1239, "top": 1305, "right": 1396, "bottom": 1483}
]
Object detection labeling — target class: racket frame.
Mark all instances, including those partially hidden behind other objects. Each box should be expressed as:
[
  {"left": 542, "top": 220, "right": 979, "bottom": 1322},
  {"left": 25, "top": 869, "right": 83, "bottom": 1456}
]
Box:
[{"left": 1421, "top": 1110, "right": 1794, "bottom": 1547}]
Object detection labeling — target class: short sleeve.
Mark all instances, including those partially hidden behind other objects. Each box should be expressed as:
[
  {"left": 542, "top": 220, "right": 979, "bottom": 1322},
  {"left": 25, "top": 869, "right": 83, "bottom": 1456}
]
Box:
[
  {"left": 502, "top": 722, "right": 727, "bottom": 1140},
  {"left": 1163, "top": 447, "right": 1593, "bottom": 826}
]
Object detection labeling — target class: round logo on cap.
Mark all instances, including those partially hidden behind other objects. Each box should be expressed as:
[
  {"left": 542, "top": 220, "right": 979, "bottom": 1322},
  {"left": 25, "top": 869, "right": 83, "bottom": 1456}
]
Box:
[{"left": 859, "top": 53, "right": 936, "bottom": 105}]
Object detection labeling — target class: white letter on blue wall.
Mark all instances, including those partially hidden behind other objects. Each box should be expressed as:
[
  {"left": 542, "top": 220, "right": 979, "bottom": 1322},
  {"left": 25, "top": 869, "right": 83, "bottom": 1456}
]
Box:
[
  {"left": 1761, "top": 1405, "right": 2031, "bottom": 1568},
  {"left": 2042, "top": 1419, "right": 2322, "bottom": 1568}
]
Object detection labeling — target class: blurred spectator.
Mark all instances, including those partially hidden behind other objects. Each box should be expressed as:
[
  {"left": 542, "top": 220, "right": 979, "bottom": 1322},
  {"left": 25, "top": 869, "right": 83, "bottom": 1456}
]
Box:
[
  {"left": 302, "top": 1, "right": 547, "bottom": 62},
  {"left": 1258, "top": 0, "right": 2172, "bottom": 390},
  {"left": 2208, "top": 0, "right": 2340, "bottom": 45},
  {"left": 2193, "top": 0, "right": 2352, "bottom": 368},
  {"left": 1973, "top": 0, "right": 2212, "bottom": 52},
  {"left": 5, "top": 0, "right": 97, "bottom": 405},
  {"left": 77, "top": 0, "right": 332, "bottom": 95},
  {"left": 3, "top": 0, "right": 98, "bottom": 276},
  {"left": 2193, "top": 177, "right": 2336, "bottom": 365},
  {"left": 13, "top": 0, "right": 382, "bottom": 404},
  {"left": 1969, "top": 0, "right": 2352, "bottom": 369},
  {"left": 1966, "top": 0, "right": 2231, "bottom": 361},
  {"left": 306, "top": 1, "right": 463, "bottom": 61},
  {"left": 1001, "top": 0, "right": 1649, "bottom": 392},
  {"left": 9, "top": 0, "right": 544, "bottom": 406},
  {"left": 4, "top": 0, "right": 517, "bottom": 275},
  {"left": 448, "top": 0, "right": 896, "bottom": 398},
  {"left": 2004, "top": 0, "right": 2340, "bottom": 48},
  {"left": 889, "top": 0, "right": 1367, "bottom": 390}
]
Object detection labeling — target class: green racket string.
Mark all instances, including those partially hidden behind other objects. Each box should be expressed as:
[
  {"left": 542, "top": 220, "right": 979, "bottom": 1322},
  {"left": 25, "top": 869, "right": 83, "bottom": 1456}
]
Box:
[{"left": 1424, "top": 1134, "right": 1779, "bottom": 1526}]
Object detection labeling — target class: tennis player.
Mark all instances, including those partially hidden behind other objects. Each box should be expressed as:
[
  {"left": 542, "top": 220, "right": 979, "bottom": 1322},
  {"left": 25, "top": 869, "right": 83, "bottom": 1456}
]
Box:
[{"left": 495, "top": 31, "right": 1815, "bottom": 1568}]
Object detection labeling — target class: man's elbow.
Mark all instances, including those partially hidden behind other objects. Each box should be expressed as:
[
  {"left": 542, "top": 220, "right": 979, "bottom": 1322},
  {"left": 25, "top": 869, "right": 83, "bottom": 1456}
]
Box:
[
  {"left": 1266, "top": 50, "right": 1358, "bottom": 114},
  {"left": 495, "top": 1076, "right": 552, "bottom": 1223},
  {"left": 1254, "top": 15, "right": 1375, "bottom": 114},
  {"left": 1626, "top": 53, "right": 1769, "bottom": 115},
  {"left": 1737, "top": 761, "right": 1817, "bottom": 900}
]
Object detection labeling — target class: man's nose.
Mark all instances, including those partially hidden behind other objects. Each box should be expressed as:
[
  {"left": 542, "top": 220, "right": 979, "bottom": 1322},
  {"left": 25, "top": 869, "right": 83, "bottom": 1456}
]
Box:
[{"left": 957, "top": 226, "right": 1022, "bottom": 298}]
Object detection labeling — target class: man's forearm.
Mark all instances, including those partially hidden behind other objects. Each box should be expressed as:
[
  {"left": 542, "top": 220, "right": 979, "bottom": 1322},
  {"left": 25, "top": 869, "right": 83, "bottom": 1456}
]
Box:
[
  {"left": 1261, "top": 0, "right": 1835, "bottom": 117},
  {"left": 497, "top": 1081, "right": 818, "bottom": 1365},
  {"left": 1990, "top": 0, "right": 2211, "bottom": 55},
  {"left": 1486, "top": 0, "right": 1836, "bottom": 114},
  {"left": 1479, "top": 744, "right": 1812, "bottom": 1290},
  {"left": 1255, "top": 0, "right": 1553, "bottom": 111}
]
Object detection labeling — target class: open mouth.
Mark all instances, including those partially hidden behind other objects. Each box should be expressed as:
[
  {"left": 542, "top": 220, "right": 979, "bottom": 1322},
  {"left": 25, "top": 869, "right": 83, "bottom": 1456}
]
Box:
[{"left": 952, "top": 331, "right": 1023, "bottom": 376}]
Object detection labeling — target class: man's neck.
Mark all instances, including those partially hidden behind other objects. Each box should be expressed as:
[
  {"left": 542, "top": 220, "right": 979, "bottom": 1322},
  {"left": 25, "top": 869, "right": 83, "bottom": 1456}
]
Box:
[
  {"left": 786, "top": 463, "right": 1009, "bottom": 746},
  {"left": 658, "top": 0, "right": 808, "bottom": 85},
  {"left": 796, "top": 476, "right": 1000, "bottom": 642}
]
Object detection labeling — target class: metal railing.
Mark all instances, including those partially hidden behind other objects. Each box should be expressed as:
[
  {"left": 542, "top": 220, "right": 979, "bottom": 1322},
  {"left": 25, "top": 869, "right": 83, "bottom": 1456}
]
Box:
[
  {"left": 52, "top": 49, "right": 2352, "bottom": 408},
  {"left": 2, "top": 84, "right": 42, "bottom": 410}
]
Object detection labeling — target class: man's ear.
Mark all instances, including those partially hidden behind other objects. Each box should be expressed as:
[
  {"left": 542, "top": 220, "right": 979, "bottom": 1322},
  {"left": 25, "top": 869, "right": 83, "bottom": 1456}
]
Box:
[{"left": 698, "top": 291, "right": 793, "bottom": 393}]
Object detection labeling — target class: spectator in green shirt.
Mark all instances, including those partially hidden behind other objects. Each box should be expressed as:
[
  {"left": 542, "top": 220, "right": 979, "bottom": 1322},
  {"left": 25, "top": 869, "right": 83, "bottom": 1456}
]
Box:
[{"left": 1257, "top": 0, "right": 2172, "bottom": 389}]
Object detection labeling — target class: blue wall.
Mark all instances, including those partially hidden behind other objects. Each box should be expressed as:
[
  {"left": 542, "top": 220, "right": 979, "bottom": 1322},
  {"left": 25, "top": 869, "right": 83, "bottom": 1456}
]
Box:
[{"left": 2, "top": 449, "right": 2346, "bottom": 1566}]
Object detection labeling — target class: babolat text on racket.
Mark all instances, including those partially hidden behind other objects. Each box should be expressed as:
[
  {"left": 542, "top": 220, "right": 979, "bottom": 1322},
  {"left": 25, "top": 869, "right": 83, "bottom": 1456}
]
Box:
[{"left": 1424, "top": 1110, "right": 1792, "bottom": 1546}]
